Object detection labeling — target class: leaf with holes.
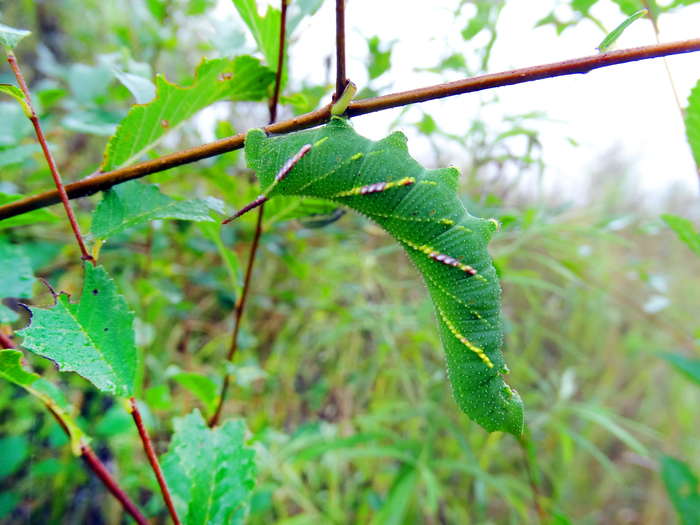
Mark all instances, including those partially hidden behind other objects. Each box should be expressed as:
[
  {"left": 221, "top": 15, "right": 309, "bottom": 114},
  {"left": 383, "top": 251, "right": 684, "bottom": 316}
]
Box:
[
  {"left": 162, "top": 410, "right": 257, "bottom": 525},
  {"left": 101, "top": 55, "right": 275, "bottom": 171},
  {"left": 228, "top": 117, "right": 523, "bottom": 436},
  {"left": 16, "top": 264, "right": 137, "bottom": 398},
  {"left": 90, "top": 180, "right": 224, "bottom": 243}
]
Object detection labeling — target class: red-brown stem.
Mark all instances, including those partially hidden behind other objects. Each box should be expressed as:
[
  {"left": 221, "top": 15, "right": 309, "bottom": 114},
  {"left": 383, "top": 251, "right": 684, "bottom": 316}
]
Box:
[
  {"left": 209, "top": 0, "right": 288, "bottom": 428},
  {"left": 80, "top": 443, "right": 150, "bottom": 525},
  {"left": 335, "top": 0, "right": 347, "bottom": 99},
  {"left": 6, "top": 54, "right": 93, "bottom": 263},
  {"left": 129, "top": 397, "right": 181, "bottom": 524},
  {"left": 268, "top": 0, "right": 287, "bottom": 123},
  {"left": 1, "top": 37, "right": 700, "bottom": 220}
]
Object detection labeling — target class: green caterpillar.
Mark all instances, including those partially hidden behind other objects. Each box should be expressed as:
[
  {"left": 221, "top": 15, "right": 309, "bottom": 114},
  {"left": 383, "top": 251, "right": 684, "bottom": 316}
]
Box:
[{"left": 228, "top": 117, "right": 523, "bottom": 436}]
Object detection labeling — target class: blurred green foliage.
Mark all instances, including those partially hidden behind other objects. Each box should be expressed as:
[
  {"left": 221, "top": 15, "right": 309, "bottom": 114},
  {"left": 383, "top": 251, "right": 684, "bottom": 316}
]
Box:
[{"left": 0, "top": 0, "right": 699, "bottom": 524}]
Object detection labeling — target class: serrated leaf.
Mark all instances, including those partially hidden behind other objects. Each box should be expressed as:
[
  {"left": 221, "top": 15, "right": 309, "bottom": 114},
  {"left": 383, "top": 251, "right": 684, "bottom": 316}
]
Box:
[
  {"left": 659, "top": 352, "right": 700, "bottom": 387},
  {"left": 662, "top": 214, "right": 700, "bottom": 258},
  {"left": 171, "top": 372, "right": 219, "bottom": 415},
  {"left": 90, "top": 180, "right": 225, "bottom": 242},
  {"left": 17, "top": 264, "right": 137, "bottom": 398},
  {"left": 0, "top": 238, "right": 35, "bottom": 300},
  {"left": 0, "top": 349, "right": 40, "bottom": 386},
  {"left": 0, "top": 193, "right": 58, "bottom": 229},
  {"left": 661, "top": 455, "right": 700, "bottom": 525},
  {"left": 232, "top": 0, "right": 285, "bottom": 79},
  {"left": 162, "top": 410, "right": 257, "bottom": 525},
  {"left": 102, "top": 56, "right": 275, "bottom": 171},
  {"left": 685, "top": 78, "right": 700, "bottom": 170},
  {"left": 0, "top": 84, "right": 32, "bottom": 117},
  {"left": 0, "top": 24, "right": 31, "bottom": 51}
]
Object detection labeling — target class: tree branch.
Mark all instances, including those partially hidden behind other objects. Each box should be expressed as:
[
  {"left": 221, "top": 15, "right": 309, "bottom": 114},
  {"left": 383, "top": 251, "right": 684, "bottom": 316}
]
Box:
[
  {"left": 1, "top": 37, "right": 699, "bottom": 221},
  {"left": 335, "top": 0, "right": 347, "bottom": 99}
]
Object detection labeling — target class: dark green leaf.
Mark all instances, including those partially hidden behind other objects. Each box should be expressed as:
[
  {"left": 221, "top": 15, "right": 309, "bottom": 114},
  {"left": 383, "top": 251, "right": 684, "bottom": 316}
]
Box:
[
  {"left": 162, "top": 410, "right": 257, "bottom": 525},
  {"left": 0, "top": 24, "right": 31, "bottom": 51},
  {"left": 685, "top": 78, "right": 700, "bottom": 170},
  {"left": 0, "top": 435, "right": 29, "bottom": 480},
  {"left": 102, "top": 56, "right": 275, "bottom": 171},
  {"left": 662, "top": 214, "right": 700, "bottom": 258},
  {"left": 0, "top": 492, "right": 19, "bottom": 520},
  {"left": 17, "top": 264, "right": 137, "bottom": 398},
  {"left": 0, "top": 193, "right": 59, "bottom": 229},
  {"left": 90, "top": 180, "right": 224, "bottom": 242},
  {"left": 0, "top": 238, "right": 35, "bottom": 299},
  {"left": 661, "top": 455, "right": 700, "bottom": 525},
  {"left": 659, "top": 352, "right": 700, "bottom": 387}
]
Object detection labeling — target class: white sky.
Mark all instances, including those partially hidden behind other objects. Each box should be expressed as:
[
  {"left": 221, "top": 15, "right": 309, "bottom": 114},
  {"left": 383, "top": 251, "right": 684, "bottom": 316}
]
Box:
[{"left": 218, "top": 0, "right": 700, "bottom": 210}]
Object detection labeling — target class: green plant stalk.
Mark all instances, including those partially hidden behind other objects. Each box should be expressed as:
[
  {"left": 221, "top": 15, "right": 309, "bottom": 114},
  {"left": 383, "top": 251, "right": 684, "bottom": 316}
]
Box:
[{"left": 1, "top": 37, "right": 699, "bottom": 221}]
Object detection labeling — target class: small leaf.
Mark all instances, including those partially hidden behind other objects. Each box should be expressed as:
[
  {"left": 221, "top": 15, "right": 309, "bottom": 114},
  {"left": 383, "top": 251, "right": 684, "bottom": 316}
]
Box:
[
  {"left": 662, "top": 214, "right": 700, "bottom": 258},
  {"left": 0, "top": 349, "right": 40, "bottom": 387},
  {"left": 0, "top": 238, "right": 35, "bottom": 300},
  {"left": 0, "top": 24, "right": 31, "bottom": 51},
  {"left": 597, "top": 9, "right": 647, "bottom": 52},
  {"left": 171, "top": 372, "right": 219, "bottom": 415},
  {"left": 90, "top": 180, "right": 224, "bottom": 242},
  {"left": 102, "top": 56, "right": 275, "bottom": 171},
  {"left": 0, "top": 84, "right": 32, "bottom": 117},
  {"left": 661, "top": 455, "right": 700, "bottom": 525},
  {"left": 0, "top": 193, "right": 58, "bottom": 229},
  {"left": 162, "top": 410, "right": 257, "bottom": 525},
  {"left": 659, "top": 352, "right": 700, "bottom": 387},
  {"left": 685, "top": 78, "right": 700, "bottom": 170},
  {"left": 17, "top": 264, "right": 137, "bottom": 398},
  {"left": 366, "top": 36, "right": 395, "bottom": 80}
]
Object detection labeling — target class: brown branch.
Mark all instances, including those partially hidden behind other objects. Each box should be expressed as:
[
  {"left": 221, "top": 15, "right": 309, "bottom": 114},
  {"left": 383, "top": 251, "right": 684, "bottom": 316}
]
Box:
[
  {"left": 1, "top": 37, "right": 700, "bottom": 221},
  {"left": 129, "top": 397, "right": 181, "bottom": 524},
  {"left": 0, "top": 337, "right": 148, "bottom": 525},
  {"left": 335, "top": 0, "right": 347, "bottom": 99},
  {"left": 209, "top": 0, "right": 288, "bottom": 428},
  {"left": 6, "top": 53, "right": 93, "bottom": 263},
  {"left": 80, "top": 443, "right": 150, "bottom": 525}
]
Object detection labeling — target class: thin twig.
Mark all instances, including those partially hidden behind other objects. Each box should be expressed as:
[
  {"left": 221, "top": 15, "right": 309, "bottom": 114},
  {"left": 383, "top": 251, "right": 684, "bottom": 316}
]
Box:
[
  {"left": 335, "top": 0, "right": 347, "bottom": 99},
  {"left": 129, "top": 397, "right": 181, "bottom": 524},
  {"left": 209, "top": 0, "right": 288, "bottom": 428},
  {"left": 6, "top": 54, "right": 93, "bottom": 263},
  {"left": 1, "top": 38, "right": 700, "bottom": 221},
  {"left": 0, "top": 336, "right": 148, "bottom": 525}
]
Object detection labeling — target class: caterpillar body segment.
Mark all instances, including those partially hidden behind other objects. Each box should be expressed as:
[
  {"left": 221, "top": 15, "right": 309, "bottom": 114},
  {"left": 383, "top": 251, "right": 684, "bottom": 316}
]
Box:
[{"left": 239, "top": 117, "right": 523, "bottom": 436}]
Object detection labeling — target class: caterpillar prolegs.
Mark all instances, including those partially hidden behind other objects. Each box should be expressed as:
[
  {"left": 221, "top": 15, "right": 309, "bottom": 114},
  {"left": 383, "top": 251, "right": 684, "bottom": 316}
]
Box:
[{"left": 230, "top": 117, "right": 524, "bottom": 436}]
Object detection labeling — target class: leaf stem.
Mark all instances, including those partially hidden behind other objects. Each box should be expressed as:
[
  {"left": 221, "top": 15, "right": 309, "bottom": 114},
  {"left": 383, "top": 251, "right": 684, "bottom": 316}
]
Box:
[
  {"left": 335, "top": 0, "right": 347, "bottom": 100},
  {"left": 209, "top": 0, "right": 288, "bottom": 428},
  {"left": 129, "top": 397, "right": 181, "bottom": 524},
  {"left": 0, "top": 336, "right": 148, "bottom": 525},
  {"left": 5, "top": 53, "right": 93, "bottom": 263},
  {"left": 1, "top": 37, "right": 700, "bottom": 220}
]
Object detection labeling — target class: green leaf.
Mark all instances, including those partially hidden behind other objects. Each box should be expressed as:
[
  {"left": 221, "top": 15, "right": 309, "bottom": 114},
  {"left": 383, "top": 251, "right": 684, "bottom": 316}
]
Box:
[
  {"left": 659, "top": 352, "right": 700, "bottom": 387},
  {"left": 0, "top": 24, "right": 31, "bottom": 52},
  {"left": 0, "top": 84, "right": 32, "bottom": 117},
  {"left": 0, "top": 435, "right": 28, "bottom": 481},
  {"left": 232, "top": 0, "right": 285, "bottom": 78},
  {"left": 17, "top": 264, "right": 137, "bottom": 398},
  {"left": 162, "top": 410, "right": 257, "bottom": 525},
  {"left": 0, "top": 492, "right": 19, "bottom": 520},
  {"left": 171, "top": 372, "right": 219, "bottom": 415},
  {"left": 61, "top": 109, "right": 122, "bottom": 137},
  {"left": 0, "top": 144, "right": 44, "bottom": 168},
  {"left": 0, "top": 238, "right": 35, "bottom": 300},
  {"left": 90, "top": 180, "right": 225, "bottom": 242},
  {"left": 370, "top": 465, "right": 418, "bottom": 525},
  {"left": 662, "top": 214, "right": 700, "bottom": 258},
  {"left": 0, "top": 193, "right": 58, "bottom": 229},
  {"left": 102, "top": 56, "right": 275, "bottom": 171},
  {"left": 0, "top": 349, "right": 40, "bottom": 387},
  {"left": 113, "top": 69, "right": 157, "bottom": 104},
  {"left": 685, "top": 78, "right": 700, "bottom": 171},
  {"left": 597, "top": 9, "right": 647, "bottom": 52},
  {"left": 661, "top": 455, "right": 700, "bottom": 525},
  {"left": 366, "top": 36, "right": 395, "bottom": 80},
  {"left": 198, "top": 222, "right": 242, "bottom": 298}
]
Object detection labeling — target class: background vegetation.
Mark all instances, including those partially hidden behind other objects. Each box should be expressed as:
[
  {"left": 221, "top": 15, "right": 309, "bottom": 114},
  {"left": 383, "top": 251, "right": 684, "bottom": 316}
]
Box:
[{"left": 1, "top": 0, "right": 699, "bottom": 524}]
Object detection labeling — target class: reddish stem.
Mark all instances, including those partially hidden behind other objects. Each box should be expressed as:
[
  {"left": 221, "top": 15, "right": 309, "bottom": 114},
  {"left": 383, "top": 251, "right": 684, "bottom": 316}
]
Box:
[
  {"left": 1, "top": 38, "right": 700, "bottom": 220},
  {"left": 0, "top": 331, "right": 14, "bottom": 349},
  {"left": 6, "top": 54, "right": 93, "bottom": 263},
  {"left": 335, "top": 0, "right": 347, "bottom": 99},
  {"left": 268, "top": 0, "right": 288, "bottom": 123},
  {"left": 81, "top": 443, "right": 150, "bottom": 525}
]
